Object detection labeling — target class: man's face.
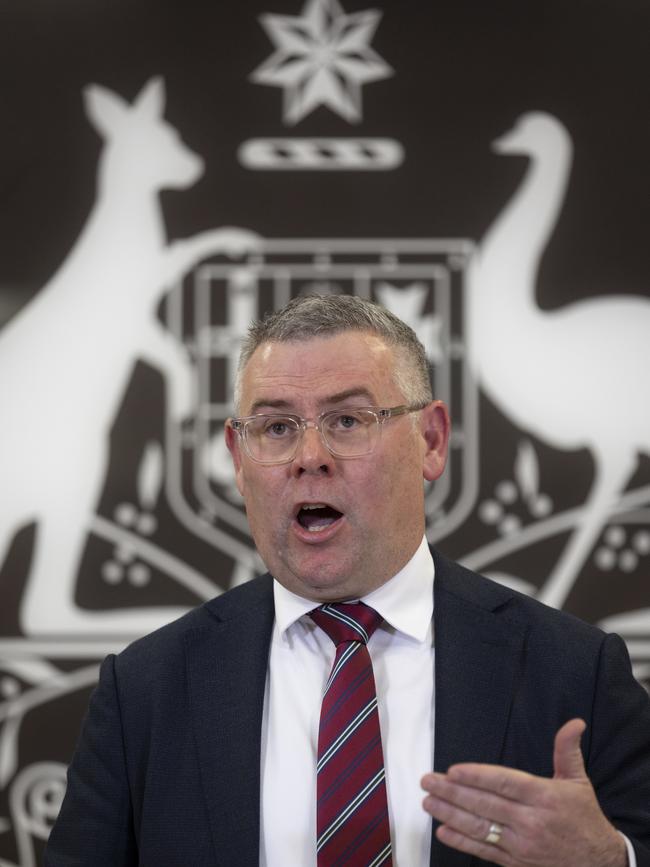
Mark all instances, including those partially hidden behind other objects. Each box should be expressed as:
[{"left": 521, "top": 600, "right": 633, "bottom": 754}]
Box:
[{"left": 226, "top": 330, "right": 449, "bottom": 601}]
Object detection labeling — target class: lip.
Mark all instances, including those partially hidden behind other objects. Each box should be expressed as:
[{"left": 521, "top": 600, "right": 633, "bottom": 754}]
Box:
[{"left": 291, "top": 502, "right": 346, "bottom": 545}]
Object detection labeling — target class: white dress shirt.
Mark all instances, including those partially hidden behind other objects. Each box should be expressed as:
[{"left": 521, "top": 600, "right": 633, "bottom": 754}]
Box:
[
  {"left": 258, "top": 536, "right": 636, "bottom": 867},
  {"left": 260, "top": 536, "right": 435, "bottom": 867}
]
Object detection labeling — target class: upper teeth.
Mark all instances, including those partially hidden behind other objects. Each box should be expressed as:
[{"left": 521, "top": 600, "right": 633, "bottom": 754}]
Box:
[{"left": 303, "top": 503, "right": 327, "bottom": 510}]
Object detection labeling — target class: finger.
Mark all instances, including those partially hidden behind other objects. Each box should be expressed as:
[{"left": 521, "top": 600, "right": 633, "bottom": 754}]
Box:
[
  {"left": 435, "top": 824, "right": 513, "bottom": 867},
  {"left": 422, "top": 791, "right": 513, "bottom": 851},
  {"left": 553, "top": 718, "right": 587, "bottom": 780},
  {"left": 421, "top": 773, "right": 519, "bottom": 826},
  {"left": 444, "top": 763, "right": 544, "bottom": 805}
]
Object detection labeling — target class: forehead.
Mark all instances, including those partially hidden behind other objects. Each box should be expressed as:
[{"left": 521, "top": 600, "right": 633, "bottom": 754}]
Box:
[{"left": 239, "top": 331, "right": 402, "bottom": 412}]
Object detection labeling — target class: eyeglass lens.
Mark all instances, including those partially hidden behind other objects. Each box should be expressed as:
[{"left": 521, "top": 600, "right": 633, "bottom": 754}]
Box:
[{"left": 245, "top": 410, "right": 379, "bottom": 462}]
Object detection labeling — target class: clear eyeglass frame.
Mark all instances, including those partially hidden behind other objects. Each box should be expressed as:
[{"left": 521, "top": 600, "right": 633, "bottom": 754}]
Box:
[{"left": 228, "top": 402, "right": 429, "bottom": 465}]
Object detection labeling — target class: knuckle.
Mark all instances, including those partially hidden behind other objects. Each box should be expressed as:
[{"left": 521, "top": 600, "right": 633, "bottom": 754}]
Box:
[
  {"left": 496, "top": 776, "right": 516, "bottom": 798},
  {"left": 495, "top": 769, "right": 528, "bottom": 800},
  {"left": 475, "top": 792, "right": 495, "bottom": 815},
  {"left": 472, "top": 815, "right": 487, "bottom": 839}
]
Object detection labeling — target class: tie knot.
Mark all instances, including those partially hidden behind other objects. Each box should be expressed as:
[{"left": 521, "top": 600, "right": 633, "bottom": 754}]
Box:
[{"left": 309, "top": 601, "right": 383, "bottom": 647}]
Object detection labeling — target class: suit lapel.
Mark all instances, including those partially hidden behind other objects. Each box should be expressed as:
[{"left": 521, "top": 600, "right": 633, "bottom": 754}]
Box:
[
  {"left": 182, "top": 556, "right": 527, "bottom": 867},
  {"left": 184, "top": 576, "right": 274, "bottom": 867},
  {"left": 430, "top": 552, "right": 528, "bottom": 867}
]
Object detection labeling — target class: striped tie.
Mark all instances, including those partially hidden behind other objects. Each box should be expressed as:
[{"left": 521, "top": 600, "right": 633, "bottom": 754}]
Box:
[{"left": 310, "top": 602, "right": 392, "bottom": 867}]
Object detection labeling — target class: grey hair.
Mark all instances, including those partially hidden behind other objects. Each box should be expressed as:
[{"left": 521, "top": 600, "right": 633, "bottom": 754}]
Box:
[{"left": 234, "top": 293, "right": 433, "bottom": 411}]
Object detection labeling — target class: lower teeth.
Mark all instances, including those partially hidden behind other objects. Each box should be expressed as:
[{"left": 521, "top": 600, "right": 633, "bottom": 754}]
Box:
[{"left": 306, "top": 519, "right": 335, "bottom": 532}]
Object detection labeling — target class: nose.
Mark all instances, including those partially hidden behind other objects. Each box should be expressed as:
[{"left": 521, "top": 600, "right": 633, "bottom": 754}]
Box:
[{"left": 290, "top": 425, "right": 335, "bottom": 476}]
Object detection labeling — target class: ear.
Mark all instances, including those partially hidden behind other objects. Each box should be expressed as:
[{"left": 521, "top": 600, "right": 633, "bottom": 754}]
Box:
[
  {"left": 225, "top": 421, "right": 246, "bottom": 497},
  {"left": 134, "top": 76, "right": 166, "bottom": 119},
  {"left": 420, "top": 400, "right": 450, "bottom": 482},
  {"left": 83, "top": 83, "right": 129, "bottom": 137}
]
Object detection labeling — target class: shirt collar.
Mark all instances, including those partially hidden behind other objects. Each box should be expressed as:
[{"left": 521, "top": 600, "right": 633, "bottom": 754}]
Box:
[{"left": 272, "top": 536, "right": 434, "bottom": 644}]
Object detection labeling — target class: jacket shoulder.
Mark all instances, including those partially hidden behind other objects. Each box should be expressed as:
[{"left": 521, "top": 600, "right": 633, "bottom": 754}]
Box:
[
  {"left": 115, "top": 572, "right": 274, "bottom": 671},
  {"left": 432, "top": 548, "right": 608, "bottom": 650}
]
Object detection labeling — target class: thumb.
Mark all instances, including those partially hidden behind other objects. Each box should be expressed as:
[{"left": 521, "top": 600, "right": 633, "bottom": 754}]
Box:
[{"left": 553, "top": 718, "right": 587, "bottom": 780}]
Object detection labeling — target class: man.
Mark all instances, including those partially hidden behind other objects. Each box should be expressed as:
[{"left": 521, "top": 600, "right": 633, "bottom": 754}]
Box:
[{"left": 46, "top": 294, "right": 650, "bottom": 866}]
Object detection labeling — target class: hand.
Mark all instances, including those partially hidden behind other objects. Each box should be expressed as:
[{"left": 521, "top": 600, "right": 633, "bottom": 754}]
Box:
[{"left": 421, "top": 719, "right": 627, "bottom": 867}]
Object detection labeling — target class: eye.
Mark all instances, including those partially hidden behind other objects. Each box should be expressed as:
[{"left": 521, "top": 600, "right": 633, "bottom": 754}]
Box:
[
  {"left": 261, "top": 417, "right": 295, "bottom": 438},
  {"left": 330, "top": 411, "right": 365, "bottom": 431}
]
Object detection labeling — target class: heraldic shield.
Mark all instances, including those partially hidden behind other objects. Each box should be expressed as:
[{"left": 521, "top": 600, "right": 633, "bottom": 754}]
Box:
[{"left": 164, "top": 237, "right": 478, "bottom": 577}]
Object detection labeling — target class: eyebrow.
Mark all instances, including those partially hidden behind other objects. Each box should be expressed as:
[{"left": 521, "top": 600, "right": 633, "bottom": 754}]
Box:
[{"left": 247, "top": 387, "right": 376, "bottom": 416}]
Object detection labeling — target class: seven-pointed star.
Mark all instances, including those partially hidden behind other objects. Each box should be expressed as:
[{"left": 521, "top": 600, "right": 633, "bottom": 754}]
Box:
[{"left": 250, "top": 0, "right": 393, "bottom": 125}]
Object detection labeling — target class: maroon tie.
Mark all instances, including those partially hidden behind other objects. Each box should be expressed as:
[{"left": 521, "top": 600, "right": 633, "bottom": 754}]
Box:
[{"left": 309, "top": 602, "right": 393, "bottom": 867}]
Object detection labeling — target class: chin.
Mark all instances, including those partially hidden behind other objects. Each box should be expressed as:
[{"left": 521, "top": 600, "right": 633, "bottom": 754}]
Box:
[
  {"left": 299, "top": 583, "right": 357, "bottom": 603},
  {"left": 280, "top": 565, "right": 353, "bottom": 600}
]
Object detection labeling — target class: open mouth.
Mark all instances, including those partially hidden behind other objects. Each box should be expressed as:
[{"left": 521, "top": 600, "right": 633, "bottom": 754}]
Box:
[{"left": 296, "top": 504, "right": 343, "bottom": 533}]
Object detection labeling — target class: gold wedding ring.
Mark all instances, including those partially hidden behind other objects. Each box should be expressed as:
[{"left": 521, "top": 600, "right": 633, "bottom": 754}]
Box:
[{"left": 484, "top": 821, "right": 503, "bottom": 845}]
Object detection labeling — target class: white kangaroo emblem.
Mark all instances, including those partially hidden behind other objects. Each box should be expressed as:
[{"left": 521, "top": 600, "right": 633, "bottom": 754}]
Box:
[{"left": 0, "top": 77, "right": 259, "bottom": 636}]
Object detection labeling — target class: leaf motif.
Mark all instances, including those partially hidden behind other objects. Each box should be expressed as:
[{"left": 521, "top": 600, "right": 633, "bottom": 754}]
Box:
[
  {"left": 515, "top": 439, "right": 539, "bottom": 502},
  {"left": 137, "top": 441, "right": 164, "bottom": 510}
]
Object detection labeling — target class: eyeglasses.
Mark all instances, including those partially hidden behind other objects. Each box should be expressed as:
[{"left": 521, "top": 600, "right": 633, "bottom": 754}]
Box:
[{"left": 228, "top": 403, "right": 429, "bottom": 465}]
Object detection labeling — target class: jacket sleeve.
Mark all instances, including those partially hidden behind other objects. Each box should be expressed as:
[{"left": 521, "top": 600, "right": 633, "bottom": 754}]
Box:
[
  {"left": 44, "top": 654, "right": 137, "bottom": 867},
  {"left": 587, "top": 633, "right": 650, "bottom": 867}
]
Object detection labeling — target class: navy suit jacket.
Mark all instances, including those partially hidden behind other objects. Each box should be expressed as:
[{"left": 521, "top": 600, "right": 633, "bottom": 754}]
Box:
[{"left": 46, "top": 551, "right": 650, "bottom": 866}]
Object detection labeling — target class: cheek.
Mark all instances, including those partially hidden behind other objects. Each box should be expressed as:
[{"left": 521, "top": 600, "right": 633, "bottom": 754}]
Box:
[
  {"left": 240, "top": 468, "right": 285, "bottom": 530},
  {"left": 379, "top": 443, "right": 424, "bottom": 505},
  {"left": 348, "top": 460, "right": 401, "bottom": 524}
]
